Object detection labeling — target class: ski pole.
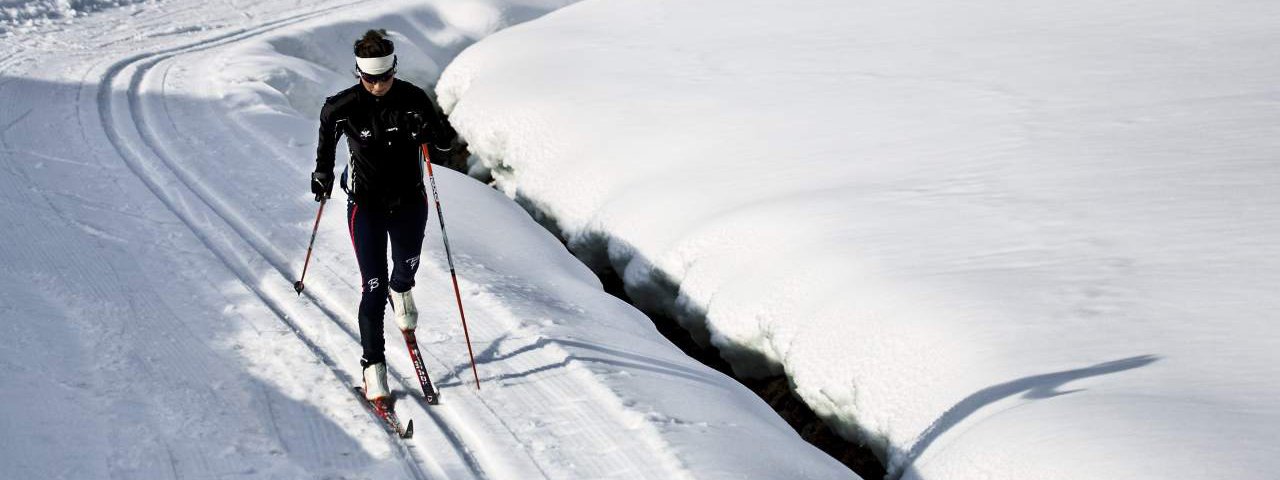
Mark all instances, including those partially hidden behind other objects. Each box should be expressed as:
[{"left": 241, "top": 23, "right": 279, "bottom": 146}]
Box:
[
  {"left": 294, "top": 197, "right": 326, "bottom": 295},
  {"left": 422, "top": 144, "right": 481, "bottom": 390}
]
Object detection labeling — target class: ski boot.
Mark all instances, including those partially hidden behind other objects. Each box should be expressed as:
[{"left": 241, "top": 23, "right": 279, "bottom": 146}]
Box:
[
  {"left": 359, "top": 362, "right": 412, "bottom": 437},
  {"left": 389, "top": 289, "right": 418, "bottom": 332},
  {"left": 363, "top": 362, "right": 390, "bottom": 400}
]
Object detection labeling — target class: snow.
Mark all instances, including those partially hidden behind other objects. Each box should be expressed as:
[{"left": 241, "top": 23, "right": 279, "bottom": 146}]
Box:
[
  {"left": 1, "top": 0, "right": 852, "bottom": 479},
  {"left": 437, "top": 0, "right": 1280, "bottom": 478},
  {"left": 0, "top": 0, "right": 149, "bottom": 31}
]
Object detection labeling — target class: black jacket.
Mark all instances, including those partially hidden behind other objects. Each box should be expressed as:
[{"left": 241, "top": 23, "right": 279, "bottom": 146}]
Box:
[{"left": 315, "top": 80, "right": 453, "bottom": 208}]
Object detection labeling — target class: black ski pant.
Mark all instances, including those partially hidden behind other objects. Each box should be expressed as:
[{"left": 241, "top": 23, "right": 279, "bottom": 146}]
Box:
[{"left": 347, "top": 196, "right": 428, "bottom": 367}]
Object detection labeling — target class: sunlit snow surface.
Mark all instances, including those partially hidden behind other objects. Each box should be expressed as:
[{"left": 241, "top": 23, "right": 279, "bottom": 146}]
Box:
[
  {"left": 437, "top": 0, "right": 1280, "bottom": 478},
  {"left": 1, "top": 0, "right": 149, "bottom": 29},
  {"left": 0, "top": 0, "right": 854, "bottom": 478}
]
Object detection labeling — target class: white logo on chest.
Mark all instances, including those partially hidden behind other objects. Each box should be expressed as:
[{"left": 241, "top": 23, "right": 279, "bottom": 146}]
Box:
[{"left": 360, "top": 129, "right": 372, "bottom": 139}]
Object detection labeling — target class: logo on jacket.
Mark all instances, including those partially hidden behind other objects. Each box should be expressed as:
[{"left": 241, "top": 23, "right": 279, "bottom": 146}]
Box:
[{"left": 360, "top": 129, "right": 371, "bottom": 139}]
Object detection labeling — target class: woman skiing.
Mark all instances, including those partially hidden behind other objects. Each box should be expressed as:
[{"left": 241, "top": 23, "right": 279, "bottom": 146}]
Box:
[{"left": 311, "top": 29, "right": 454, "bottom": 403}]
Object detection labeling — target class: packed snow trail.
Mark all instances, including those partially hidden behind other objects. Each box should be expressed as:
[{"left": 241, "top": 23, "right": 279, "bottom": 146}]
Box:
[
  {"left": 1, "top": 0, "right": 855, "bottom": 478},
  {"left": 94, "top": 7, "right": 449, "bottom": 478}
]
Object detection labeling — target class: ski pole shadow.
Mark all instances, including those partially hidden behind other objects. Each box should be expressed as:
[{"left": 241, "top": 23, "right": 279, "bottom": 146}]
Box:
[
  {"left": 432, "top": 331, "right": 514, "bottom": 386},
  {"left": 892, "top": 354, "right": 1160, "bottom": 478},
  {"left": 435, "top": 332, "right": 732, "bottom": 388}
]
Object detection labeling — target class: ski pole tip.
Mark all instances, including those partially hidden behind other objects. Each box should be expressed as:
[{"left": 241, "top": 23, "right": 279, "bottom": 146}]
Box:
[{"left": 293, "top": 280, "right": 305, "bottom": 294}]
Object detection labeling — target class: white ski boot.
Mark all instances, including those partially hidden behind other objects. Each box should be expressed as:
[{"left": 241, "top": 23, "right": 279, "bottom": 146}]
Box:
[
  {"left": 363, "top": 362, "right": 390, "bottom": 401},
  {"left": 389, "top": 289, "right": 418, "bottom": 331}
]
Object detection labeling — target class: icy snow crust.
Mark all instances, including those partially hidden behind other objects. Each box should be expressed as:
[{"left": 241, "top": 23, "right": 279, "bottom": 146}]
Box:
[
  {"left": 1, "top": 0, "right": 853, "bottom": 478},
  {"left": 438, "top": 0, "right": 1280, "bottom": 478}
]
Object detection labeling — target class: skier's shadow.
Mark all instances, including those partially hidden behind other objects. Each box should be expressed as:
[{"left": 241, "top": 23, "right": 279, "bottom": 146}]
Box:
[{"left": 894, "top": 354, "right": 1160, "bottom": 478}]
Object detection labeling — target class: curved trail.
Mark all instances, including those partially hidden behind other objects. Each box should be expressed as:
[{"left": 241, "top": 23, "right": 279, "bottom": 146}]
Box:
[
  {"left": 86, "top": 3, "right": 695, "bottom": 479},
  {"left": 90, "top": 5, "right": 448, "bottom": 479}
]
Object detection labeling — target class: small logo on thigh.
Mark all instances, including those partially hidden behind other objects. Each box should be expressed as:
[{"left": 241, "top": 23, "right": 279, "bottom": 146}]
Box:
[{"left": 406, "top": 256, "right": 420, "bottom": 270}]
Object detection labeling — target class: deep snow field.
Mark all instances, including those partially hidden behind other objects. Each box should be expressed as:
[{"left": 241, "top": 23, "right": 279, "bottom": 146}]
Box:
[
  {"left": 1, "top": 0, "right": 853, "bottom": 478},
  {"left": 436, "top": 0, "right": 1280, "bottom": 478}
]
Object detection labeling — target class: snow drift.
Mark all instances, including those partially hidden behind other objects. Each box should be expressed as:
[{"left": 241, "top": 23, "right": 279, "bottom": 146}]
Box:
[{"left": 436, "top": 0, "right": 1280, "bottom": 478}]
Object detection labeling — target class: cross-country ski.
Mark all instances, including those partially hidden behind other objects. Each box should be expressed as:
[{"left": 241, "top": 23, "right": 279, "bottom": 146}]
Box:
[
  {"left": 402, "top": 331, "right": 441, "bottom": 405},
  {"left": 355, "top": 387, "right": 414, "bottom": 439}
]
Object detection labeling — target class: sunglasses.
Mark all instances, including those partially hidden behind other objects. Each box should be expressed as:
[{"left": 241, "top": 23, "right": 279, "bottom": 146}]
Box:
[{"left": 358, "top": 69, "right": 396, "bottom": 83}]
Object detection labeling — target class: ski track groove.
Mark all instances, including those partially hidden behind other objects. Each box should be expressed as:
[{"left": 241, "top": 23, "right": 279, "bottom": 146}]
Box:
[{"left": 92, "top": 6, "right": 436, "bottom": 480}]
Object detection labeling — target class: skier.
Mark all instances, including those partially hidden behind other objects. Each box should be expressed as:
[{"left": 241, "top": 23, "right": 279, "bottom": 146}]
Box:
[{"left": 311, "top": 29, "right": 454, "bottom": 405}]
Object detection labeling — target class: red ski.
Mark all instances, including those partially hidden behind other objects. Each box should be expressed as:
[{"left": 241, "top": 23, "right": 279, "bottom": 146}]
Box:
[
  {"left": 355, "top": 387, "right": 414, "bottom": 438},
  {"left": 403, "top": 331, "right": 441, "bottom": 405}
]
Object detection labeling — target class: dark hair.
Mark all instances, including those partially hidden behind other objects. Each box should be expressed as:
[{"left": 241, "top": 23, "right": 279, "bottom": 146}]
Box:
[{"left": 354, "top": 29, "right": 394, "bottom": 58}]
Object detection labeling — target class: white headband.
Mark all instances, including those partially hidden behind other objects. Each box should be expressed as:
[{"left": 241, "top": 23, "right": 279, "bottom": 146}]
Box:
[{"left": 356, "top": 54, "right": 396, "bottom": 75}]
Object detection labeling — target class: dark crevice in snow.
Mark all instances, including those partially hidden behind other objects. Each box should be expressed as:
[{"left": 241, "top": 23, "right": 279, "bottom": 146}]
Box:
[
  {"left": 455, "top": 165, "right": 888, "bottom": 479},
  {"left": 594, "top": 263, "right": 887, "bottom": 480}
]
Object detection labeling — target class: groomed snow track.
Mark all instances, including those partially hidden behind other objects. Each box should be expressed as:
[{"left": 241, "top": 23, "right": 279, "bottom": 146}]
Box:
[
  {"left": 84, "top": 3, "right": 698, "bottom": 479},
  {"left": 94, "top": 6, "right": 439, "bottom": 479}
]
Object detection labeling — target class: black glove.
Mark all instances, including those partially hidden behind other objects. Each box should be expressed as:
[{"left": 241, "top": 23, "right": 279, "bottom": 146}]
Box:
[
  {"left": 407, "top": 112, "right": 428, "bottom": 142},
  {"left": 436, "top": 120, "right": 459, "bottom": 150},
  {"left": 408, "top": 111, "right": 457, "bottom": 150},
  {"left": 311, "top": 171, "right": 333, "bottom": 201}
]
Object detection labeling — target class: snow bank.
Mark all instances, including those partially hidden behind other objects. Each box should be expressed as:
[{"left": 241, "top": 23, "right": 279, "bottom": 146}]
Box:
[{"left": 437, "top": 0, "right": 1280, "bottom": 478}]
